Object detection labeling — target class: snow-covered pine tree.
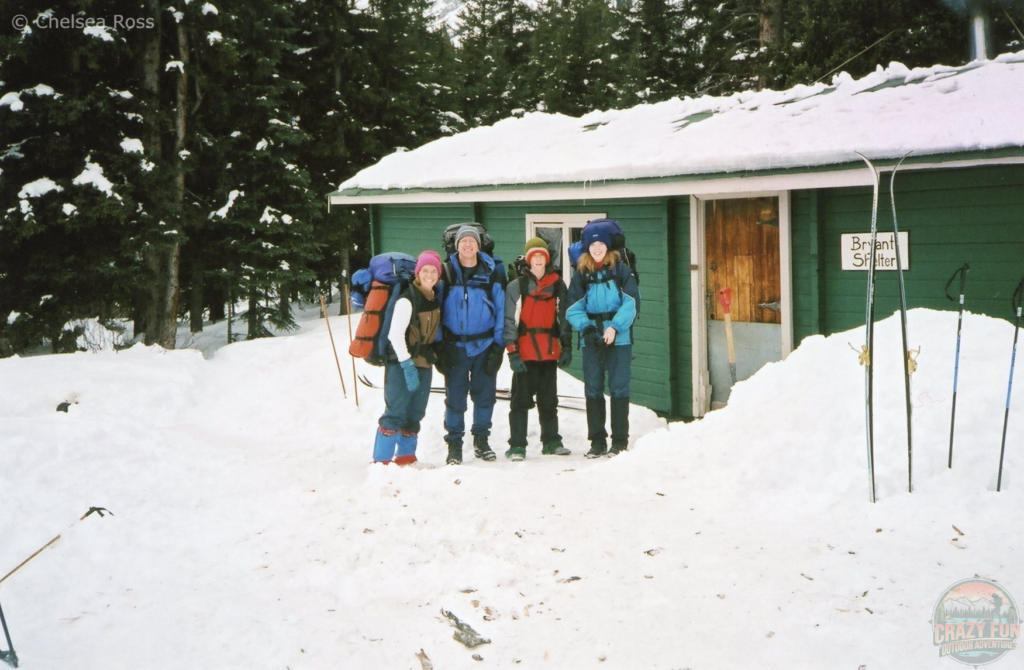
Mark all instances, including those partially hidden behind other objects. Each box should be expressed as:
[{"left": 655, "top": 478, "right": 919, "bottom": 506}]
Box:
[
  {"left": 286, "top": 0, "right": 377, "bottom": 305},
  {"left": 361, "top": 0, "right": 463, "bottom": 158},
  {"left": 615, "top": 0, "right": 704, "bottom": 104},
  {"left": 529, "top": 0, "right": 627, "bottom": 116},
  {"left": 456, "top": 0, "right": 537, "bottom": 126},
  {"left": 200, "top": 0, "right": 319, "bottom": 339},
  {"left": 0, "top": 0, "right": 151, "bottom": 353}
]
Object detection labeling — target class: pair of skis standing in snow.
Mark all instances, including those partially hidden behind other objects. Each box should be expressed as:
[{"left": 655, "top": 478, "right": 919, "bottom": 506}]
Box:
[{"left": 858, "top": 154, "right": 1024, "bottom": 501}]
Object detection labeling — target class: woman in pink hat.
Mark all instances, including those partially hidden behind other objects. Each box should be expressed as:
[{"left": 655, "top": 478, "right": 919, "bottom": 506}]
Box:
[{"left": 372, "top": 250, "right": 443, "bottom": 465}]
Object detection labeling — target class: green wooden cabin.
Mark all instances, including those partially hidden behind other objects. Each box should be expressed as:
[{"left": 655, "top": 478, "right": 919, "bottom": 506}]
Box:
[{"left": 330, "top": 56, "right": 1024, "bottom": 420}]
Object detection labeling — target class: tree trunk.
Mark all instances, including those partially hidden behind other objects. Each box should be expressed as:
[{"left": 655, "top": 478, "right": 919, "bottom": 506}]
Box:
[
  {"left": 140, "top": 0, "right": 163, "bottom": 346},
  {"left": 209, "top": 287, "right": 225, "bottom": 323},
  {"left": 338, "top": 242, "right": 350, "bottom": 316},
  {"left": 138, "top": 0, "right": 183, "bottom": 349},
  {"left": 189, "top": 255, "right": 204, "bottom": 332},
  {"left": 247, "top": 291, "right": 259, "bottom": 339},
  {"left": 758, "top": 0, "right": 783, "bottom": 90},
  {"left": 226, "top": 284, "right": 233, "bottom": 344}
]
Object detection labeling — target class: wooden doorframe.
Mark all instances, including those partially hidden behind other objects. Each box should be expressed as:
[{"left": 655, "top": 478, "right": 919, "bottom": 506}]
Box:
[{"left": 689, "top": 191, "right": 793, "bottom": 418}]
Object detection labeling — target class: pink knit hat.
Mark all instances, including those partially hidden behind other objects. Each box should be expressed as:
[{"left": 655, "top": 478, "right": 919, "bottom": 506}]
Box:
[{"left": 415, "top": 250, "right": 442, "bottom": 276}]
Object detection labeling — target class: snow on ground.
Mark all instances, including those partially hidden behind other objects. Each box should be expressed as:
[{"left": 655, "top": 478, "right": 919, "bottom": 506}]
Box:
[{"left": 1, "top": 306, "right": 1022, "bottom": 669}]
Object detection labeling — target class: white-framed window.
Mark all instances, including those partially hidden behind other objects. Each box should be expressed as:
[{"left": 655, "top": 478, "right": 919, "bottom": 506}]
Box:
[{"left": 524, "top": 213, "right": 605, "bottom": 283}]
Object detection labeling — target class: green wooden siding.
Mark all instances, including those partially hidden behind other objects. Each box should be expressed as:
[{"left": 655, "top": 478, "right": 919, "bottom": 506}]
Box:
[
  {"left": 668, "top": 197, "right": 693, "bottom": 418},
  {"left": 792, "top": 164, "right": 1024, "bottom": 343},
  {"left": 375, "top": 203, "right": 476, "bottom": 258}
]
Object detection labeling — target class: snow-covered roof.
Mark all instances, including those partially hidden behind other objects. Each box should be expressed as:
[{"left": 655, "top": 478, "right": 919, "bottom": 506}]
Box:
[{"left": 336, "top": 51, "right": 1024, "bottom": 198}]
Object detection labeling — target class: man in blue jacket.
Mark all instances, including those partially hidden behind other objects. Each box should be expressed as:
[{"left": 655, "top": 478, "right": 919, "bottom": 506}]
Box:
[{"left": 439, "top": 225, "right": 506, "bottom": 465}]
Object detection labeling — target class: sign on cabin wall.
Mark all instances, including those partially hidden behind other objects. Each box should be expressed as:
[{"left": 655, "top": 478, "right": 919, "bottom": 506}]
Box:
[{"left": 840, "top": 232, "right": 910, "bottom": 271}]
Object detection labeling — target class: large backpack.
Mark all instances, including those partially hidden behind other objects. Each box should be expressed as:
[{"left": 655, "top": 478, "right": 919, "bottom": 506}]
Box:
[
  {"left": 569, "top": 218, "right": 640, "bottom": 317},
  {"left": 442, "top": 222, "right": 496, "bottom": 257},
  {"left": 569, "top": 218, "right": 639, "bottom": 285},
  {"left": 440, "top": 222, "right": 507, "bottom": 293},
  {"left": 348, "top": 252, "right": 417, "bottom": 366}
]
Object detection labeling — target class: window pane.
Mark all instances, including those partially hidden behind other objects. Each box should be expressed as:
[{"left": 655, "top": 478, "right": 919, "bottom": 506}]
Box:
[{"left": 535, "top": 226, "right": 563, "bottom": 271}]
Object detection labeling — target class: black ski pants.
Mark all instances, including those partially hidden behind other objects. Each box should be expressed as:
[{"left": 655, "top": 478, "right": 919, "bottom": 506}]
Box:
[{"left": 508, "top": 360, "right": 561, "bottom": 447}]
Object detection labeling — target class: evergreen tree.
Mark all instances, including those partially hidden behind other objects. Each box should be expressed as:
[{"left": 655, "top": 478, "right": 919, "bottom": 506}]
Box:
[
  {"left": 530, "top": 0, "right": 628, "bottom": 115},
  {"left": 198, "top": 0, "right": 320, "bottom": 338},
  {"left": 0, "top": 0, "right": 152, "bottom": 352},
  {"left": 363, "top": 0, "right": 463, "bottom": 156},
  {"left": 287, "top": 0, "right": 376, "bottom": 309},
  {"left": 456, "top": 0, "right": 537, "bottom": 125},
  {"left": 616, "top": 0, "right": 704, "bottom": 104}
]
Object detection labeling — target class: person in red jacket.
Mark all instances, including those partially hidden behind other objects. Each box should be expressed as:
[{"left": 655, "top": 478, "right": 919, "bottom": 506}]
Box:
[{"left": 503, "top": 237, "right": 573, "bottom": 460}]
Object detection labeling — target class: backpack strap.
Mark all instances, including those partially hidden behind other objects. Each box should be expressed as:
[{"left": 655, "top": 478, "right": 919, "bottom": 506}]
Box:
[{"left": 517, "top": 273, "right": 561, "bottom": 358}]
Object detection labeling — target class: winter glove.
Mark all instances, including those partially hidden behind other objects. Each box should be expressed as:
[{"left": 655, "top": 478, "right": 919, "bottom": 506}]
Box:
[
  {"left": 508, "top": 350, "right": 528, "bottom": 374},
  {"left": 400, "top": 358, "right": 419, "bottom": 392},
  {"left": 484, "top": 342, "right": 504, "bottom": 377},
  {"left": 557, "top": 348, "right": 572, "bottom": 369},
  {"left": 419, "top": 342, "right": 438, "bottom": 366},
  {"left": 434, "top": 342, "right": 455, "bottom": 376},
  {"left": 581, "top": 325, "right": 603, "bottom": 349}
]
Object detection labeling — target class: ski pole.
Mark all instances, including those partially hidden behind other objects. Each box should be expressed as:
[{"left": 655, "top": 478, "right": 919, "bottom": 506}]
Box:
[
  {"left": 0, "top": 594, "right": 16, "bottom": 668},
  {"left": 945, "top": 263, "right": 970, "bottom": 468},
  {"left": 996, "top": 275, "right": 1024, "bottom": 491},
  {"left": 0, "top": 507, "right": 112, "bottom": 587},
  {"left": 889, "top": 152, "right": 913, "bottom": 493},
  {"left": 718, "top": 287, "right": 737, "bottom": 384},
  {"left": 318, "top": 292, "right": 348, "bottom": 400},
  {"left": 343, "top": 282, "right": 359, "bottom": 407},
  {"left": 856, "top": 152, "right": 880, "bottom": 503}
]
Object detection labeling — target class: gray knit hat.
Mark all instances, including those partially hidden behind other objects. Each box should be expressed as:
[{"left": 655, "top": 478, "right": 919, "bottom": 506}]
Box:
[{"left": 455, "top": 224, "right": 481, "bottom": 247}]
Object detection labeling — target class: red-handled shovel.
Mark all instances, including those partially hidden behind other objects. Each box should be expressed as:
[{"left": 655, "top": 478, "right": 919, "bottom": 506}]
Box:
[{"left": 718, "top": 287, "right": 737, "bottom": 384}]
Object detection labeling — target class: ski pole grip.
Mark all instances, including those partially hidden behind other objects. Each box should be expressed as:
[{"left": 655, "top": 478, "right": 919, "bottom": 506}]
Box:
[
  {"left": 945, "top": 263, "right": 969, "bottom": 302},
  {"left": 718, "top": 287, "right": 732, "bottom": 314},
  {"left": 1014, "top": 275, "right": 1024, "bottom": 313}
]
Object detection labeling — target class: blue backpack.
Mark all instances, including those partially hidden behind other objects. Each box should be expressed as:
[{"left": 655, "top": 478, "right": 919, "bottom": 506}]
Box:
[
  {"left": 569, "top": 219, "right": 639, "bottom": 285},
  {"left": 569, "top": 219, "right": 640, "bottom": 318}
]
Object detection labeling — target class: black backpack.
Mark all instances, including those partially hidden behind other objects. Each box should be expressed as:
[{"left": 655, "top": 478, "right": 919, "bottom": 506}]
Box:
[
  {"left": 440, "top": 222, "right": 507, "bottom": 291},
  {"left": 442, "top": 222, "right": 496, "bottom": 257}
]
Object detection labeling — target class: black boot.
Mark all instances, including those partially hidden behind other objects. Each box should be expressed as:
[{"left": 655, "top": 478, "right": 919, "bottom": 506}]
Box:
[
  {"left": 585, "top": 397, "right": 607, "bottom": 442},
  {"left": 446, "top": 439, "right": 463, "bottom": 465},
  {"left": 473, "top": 434, "right": 496, "bottom": 462},
  {"left": 586, "top": 439, "right": 607, "bottom": 459},
  {"left": 609, "top": 396, "right": 630, "bottom": 455}
]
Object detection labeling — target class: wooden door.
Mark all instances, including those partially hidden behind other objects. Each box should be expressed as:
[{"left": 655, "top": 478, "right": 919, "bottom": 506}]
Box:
[
  {"left": 706, "top": 197, "right": 781, "bottom": 324},
  {"left": 705, "top": 197, "right": 782, "bottom": 407}
]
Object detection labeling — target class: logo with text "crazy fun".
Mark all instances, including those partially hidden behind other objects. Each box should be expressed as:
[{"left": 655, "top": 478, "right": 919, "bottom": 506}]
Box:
[{"left": 932, "top": 578, "right": 1020, "bottom": 665}]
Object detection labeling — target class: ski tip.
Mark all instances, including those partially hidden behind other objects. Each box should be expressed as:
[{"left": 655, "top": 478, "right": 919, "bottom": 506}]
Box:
[
  {"left": 854, "top": 151, "right": 879, "bottom": 177},
  {"left": 891, "top": 151, "right": 913, "bottom": 177}
]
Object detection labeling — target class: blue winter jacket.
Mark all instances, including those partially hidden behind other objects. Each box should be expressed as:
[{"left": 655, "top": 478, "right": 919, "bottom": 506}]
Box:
[
  {"left": 441, "top": 252, "right": 505, "bottom": 358},
  {"left": 566, "top": 263, "right": 639, "bottom": 347}
]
